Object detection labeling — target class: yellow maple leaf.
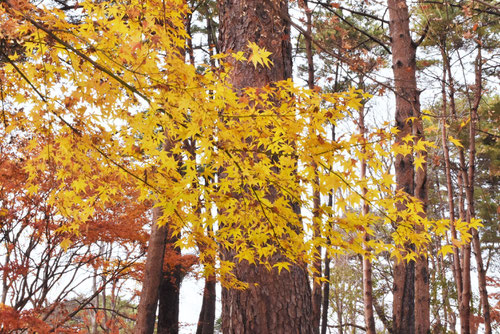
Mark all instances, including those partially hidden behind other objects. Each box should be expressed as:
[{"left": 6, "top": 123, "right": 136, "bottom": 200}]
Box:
[
  {"left": 438, "top": 244, "right": 454, "bottom": 257},
  {"left": 273, "top": 261, "right": 291, "bottom": 274},
  {"left": 414, "top": 154, "right": 426, "bottom": 171},
  {"left": 247, "top": 41, "right": 273, "bottom": 68},
  {"left": 469, "top": 218, "right": 483, "bottom": 230},
  {"left": 402, "top": 133, "right": 414, "bottom": 143},
  {"left": 448, "top": 135, "right": 464, "bottom": 148},
  {"left": 232, "top": 51, "right": 247, "bottom": 62}
]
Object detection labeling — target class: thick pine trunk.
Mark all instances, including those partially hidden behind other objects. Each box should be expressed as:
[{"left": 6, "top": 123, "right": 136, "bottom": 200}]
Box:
[
  {"left": 414, "top": 255, "right": 429, "bottom": 334},
  {"left": 218, "top": 1, "right": 314, "bottom": 333},
  {"left": 388, "top": 0, "right": 416, "bottom": 332},
  {"left": 387, "top": 0, "right": 429, "bottom": 333}
]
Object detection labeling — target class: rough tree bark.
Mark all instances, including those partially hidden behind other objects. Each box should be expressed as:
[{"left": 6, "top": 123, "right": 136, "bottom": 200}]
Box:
[
  {"left": 387, "top": 0, "right": 429, "bottom": 333},
  {"left": 388, "top": 0, "right": 416, "bottom": 332},
  {"left": 218, "top": 0, "right": 314, "bottom": 333}
]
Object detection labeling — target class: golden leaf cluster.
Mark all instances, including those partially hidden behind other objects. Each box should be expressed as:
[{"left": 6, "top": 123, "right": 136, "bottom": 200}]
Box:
[{"left": 0, "top": 0, "right": 476, "bottom": 283}]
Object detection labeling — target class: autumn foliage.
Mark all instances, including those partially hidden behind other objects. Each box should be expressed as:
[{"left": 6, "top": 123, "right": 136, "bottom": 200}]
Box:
[{"left": 0, "top": 0, "right": 489, "bottom": 331}]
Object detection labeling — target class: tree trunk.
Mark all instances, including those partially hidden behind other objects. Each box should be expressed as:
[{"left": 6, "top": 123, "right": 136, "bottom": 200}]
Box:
[
  {"left": 321, "top": 253, "right": 330, "bottom": 334},
  {"left": 135, "top": 208, "right": 168, "bottom": 334},
  {"left": 458, "top": 162, "right": 472, "bottom": 334},
  {"left": 414, "top": 78, "right": 430, "bottom": 334},
  {"left": 440, "top": 44, "right": 463, "bottom": 307},
  {"left": 157, "top": 240, "right": 181, "bottom": 334},
  {"left": 443, "top": 43, "right": 472, "bottom": 334},
  {"left": 414, "top": 253, "right": 429, "bottom": 334},
  {"left": 467, "top": 43, "right": 491, "bottom": 334},
  {"left": 196, "top": 274, "right": 216, "bottom": 334},
  {"left": 387, "top": 0, "right": 429, "bottom": 333},
  {"left": 135, "top": 128, "right": 183, "bottom": 334},
  {"left": 303, "top": 1, "right": 321, "bottom": 332},
  {"left": 321, "top": 124, "right": 335, "bottom": 334},
  {"left": 388, "top": 0, "right": 416, "bottom": 332},
  {"left": 393, "top": 260, "right": 415, "bottom": 334},
  {"left": 218, "top": 1, "right": 314, "bottom": 333},
  {"left": 195, "top": 19, "right": 218, "bottom": 333},
  {"left": 359, "top": 106, "right": 376, "bottom": 334}
]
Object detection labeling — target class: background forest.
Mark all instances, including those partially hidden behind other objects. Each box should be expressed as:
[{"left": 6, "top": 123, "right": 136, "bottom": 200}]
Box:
[{"left": 0, "top": 0, "right": 499, "bottom": 333}]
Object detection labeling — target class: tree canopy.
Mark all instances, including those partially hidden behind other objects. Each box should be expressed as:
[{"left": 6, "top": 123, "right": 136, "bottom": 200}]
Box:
[{"left": 0, "top": 0, "right": 497, "bottom": 332}]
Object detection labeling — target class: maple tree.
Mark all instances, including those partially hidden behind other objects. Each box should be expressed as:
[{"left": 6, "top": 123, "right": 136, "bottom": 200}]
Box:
[
  {"left": 0, "top": 0, "right": 440, "bottom": 276},
  {"left": 0, "top": 128, "right": 149, "bottom": 332}
]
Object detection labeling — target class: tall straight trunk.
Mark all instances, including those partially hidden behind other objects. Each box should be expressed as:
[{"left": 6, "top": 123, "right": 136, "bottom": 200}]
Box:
[
  {"left": 303, "top": 1, "right": 321, "bottom": 332},
  {"left": 311, "top": 115, "right": 322, "bottom": 333},
  {"left": 458, "top": 162, "right": 472, "bottom": 334},
  {"left": 467, "top": 44, "right": 491, "bottom": 334},
  {"left": 440, "top": 45, "right": 470, "bottom": 334},
  {"left": 359, "top": 106, "right": 376, "bottom": 334},
  {"left": 387, "top": 1, "right": 416, "bottom": 333},
  {"left": 439, "top": 45, "right": 463, "bottom": 307},
  {"left": 195, "top": 18, "right": 217, "bottom": 334},
  {"left": 387, "top": 0, "right": 429, "bottom": 333},
  {"left": 452, "top": 44, "right": 482, "bottom": 334},
  {"left": 218, "top": 1, "right": 314, "bottom": 333},
  {"left": 392, "top": 261, "right": 415, "bottom": 334},
  {"left": 135, "top": 208, "right": 169, "bottom": 334},
  {"left": 414, "top": 146, "right": 430, "bottom": 334},
  {"left": 320, "top": 63, "right": 340, "bottom": 334},
  {"left": 135, "top": 4, "right": 191, "bottom": 329},
  {"left": 156, "top": 14, "right": 196, "bottom": 332},
  {"left": 321, "top": 123, "right": 336, "bottom": 334},
  {"left": 444, "top": 46, "right": 471, "bottom": 334}
]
